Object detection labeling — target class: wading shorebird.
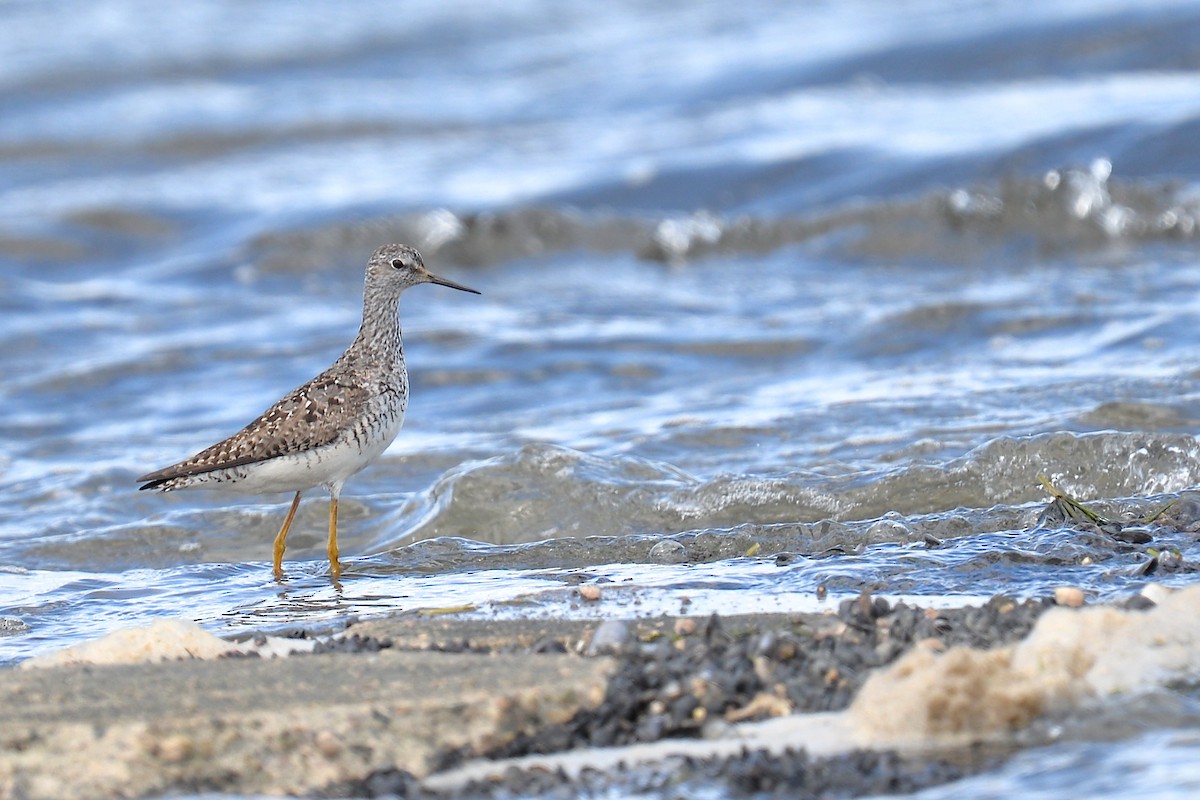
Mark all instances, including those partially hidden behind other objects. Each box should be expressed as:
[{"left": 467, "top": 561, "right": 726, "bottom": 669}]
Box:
[{"left": 137, "top": 244, "right": 479, "bottom": 579}]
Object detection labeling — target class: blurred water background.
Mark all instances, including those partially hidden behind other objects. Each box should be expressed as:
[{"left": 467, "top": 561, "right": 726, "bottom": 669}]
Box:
[{"left": 3, "top": 1, "right": 1200, "bottom": 795}]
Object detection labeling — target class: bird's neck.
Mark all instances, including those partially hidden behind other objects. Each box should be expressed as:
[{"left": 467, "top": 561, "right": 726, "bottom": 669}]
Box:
[{"left": 350, "top": 291, "right": 404, "bottom": 368}]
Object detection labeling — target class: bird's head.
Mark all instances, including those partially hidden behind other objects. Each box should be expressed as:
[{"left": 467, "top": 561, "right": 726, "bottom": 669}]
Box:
[{"left": 366, "top": 243, "right": 479, "bottom": 295}]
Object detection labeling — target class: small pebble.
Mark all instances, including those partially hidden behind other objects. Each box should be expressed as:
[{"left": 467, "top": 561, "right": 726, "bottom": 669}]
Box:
[
  {"left": 155, "top": 734, "right": 193, "bottom": 763},
  {"left": 916, "top": 637, "right": 946, "bottom": 653},
  {"left": 578, "top": 584, "right": 602, "bottom": 602},
  {"left": 1110, "top": 526, "right": 1152, "bottom": 544},
  {"left": 315, "top": 730, "right": 342, "bottom": 758},
  {"left": 1124, "top": 594, "right": 1157, "bottom": 611},
  {"left": 1054, "top": 586, "right": 1085, "bottom": 607},
  {"left": 585, "top": 619, "right": 631, "bottom": 656},
  {"left": 648, "top": 540, "right": 687, "bottom": 563},
  {"left": 1140, "top": 583, "right": 1173, "bottom": 606},
  {"left": 701, "top": 718, "right": 735, "bottom": 740},
  {"left": 673, "top": 618, "right": 697, "bottom": 636}
]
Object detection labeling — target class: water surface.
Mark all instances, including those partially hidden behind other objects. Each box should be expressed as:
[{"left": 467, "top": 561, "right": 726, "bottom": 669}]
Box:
[{"left": 3, "top": 1, "right": 1200, "bottom": 795}]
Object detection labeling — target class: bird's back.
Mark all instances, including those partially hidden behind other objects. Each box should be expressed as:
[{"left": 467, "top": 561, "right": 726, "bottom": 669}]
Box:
[{"left": 137, "top": 356, "right": 407, "bottom": 491}]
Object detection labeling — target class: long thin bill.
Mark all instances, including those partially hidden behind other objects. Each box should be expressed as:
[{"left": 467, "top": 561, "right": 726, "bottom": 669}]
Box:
[{"left": 427, "top": 272, "right": 481, "bottom": 294}]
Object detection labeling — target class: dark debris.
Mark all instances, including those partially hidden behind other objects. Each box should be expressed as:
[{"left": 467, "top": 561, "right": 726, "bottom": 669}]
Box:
[
  {"left": 316, "top": 767, "right": 422, "bottom": 798},
  {"left": 312, "top": 591, "right": 1056, "bottom": 799},
  {"left": 310, "top": 634, "right": 394, "bottom": 655},
  {"left": 323, "top": 747, "right": 980, "bottom": 800},
  {"left": 486, "top": 592, "right": 1052, "bottom": 759}
]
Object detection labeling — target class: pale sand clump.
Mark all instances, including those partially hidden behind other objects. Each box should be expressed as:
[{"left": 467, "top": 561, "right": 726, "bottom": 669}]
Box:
[
  {"left": 851, "top": 583, "right": 1200, "bottom": 744},
  {"left": 20, "top": 619, "right": 244, "bottom": 669}
]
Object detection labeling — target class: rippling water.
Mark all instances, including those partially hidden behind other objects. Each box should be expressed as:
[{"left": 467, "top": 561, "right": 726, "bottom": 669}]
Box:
[
  {"left": 3, "top": 0, "right": 1200, "bottom": 795},
  {"left": 878, "top": 725, "right": 1200, "bottom": 800}
]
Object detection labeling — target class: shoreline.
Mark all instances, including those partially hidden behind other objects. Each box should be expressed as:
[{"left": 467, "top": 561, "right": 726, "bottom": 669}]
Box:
[{"left": 1, "top": 584, "right": 1195, "bottom": 799}]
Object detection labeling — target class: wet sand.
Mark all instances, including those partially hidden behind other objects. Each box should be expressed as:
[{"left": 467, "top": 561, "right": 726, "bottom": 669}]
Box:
[{"left": 1, "top": 585, "right": 1196, "bottom": 799}]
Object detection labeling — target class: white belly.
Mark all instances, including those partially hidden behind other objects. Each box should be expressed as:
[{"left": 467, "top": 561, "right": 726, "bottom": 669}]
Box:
[{"left": 224, "top": 412, "right": 405, "bottom": 495}]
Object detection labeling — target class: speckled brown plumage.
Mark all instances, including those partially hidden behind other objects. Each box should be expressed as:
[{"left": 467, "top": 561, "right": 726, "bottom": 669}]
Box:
[
  {"left": 137, "top": 361, "right": 397, "bottom": 490},
  {"left": 136, "top": 243, "right": 479, "bottom": 578}
]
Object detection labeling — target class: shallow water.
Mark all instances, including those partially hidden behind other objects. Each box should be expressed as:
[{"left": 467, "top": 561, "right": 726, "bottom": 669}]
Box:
[
  {"left": 877, "top": 726, "right": 1200, "bottom": 800},
  {"left": 3, "top": 0, "right": 1200, "bottom": 795}
]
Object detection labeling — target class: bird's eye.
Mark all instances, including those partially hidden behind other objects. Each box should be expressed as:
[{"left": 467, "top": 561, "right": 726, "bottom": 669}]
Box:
[{"left": 391, "top": 258, "right": 404, "bottom": 269}]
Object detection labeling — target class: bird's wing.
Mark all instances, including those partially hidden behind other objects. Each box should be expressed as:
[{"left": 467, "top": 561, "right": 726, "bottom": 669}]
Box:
[{"left": 137, "top": 372, "right": 374, "bottom": 489}]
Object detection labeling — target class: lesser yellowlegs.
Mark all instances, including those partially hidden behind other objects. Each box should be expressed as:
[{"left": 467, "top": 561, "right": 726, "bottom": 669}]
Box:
[{"left": 137, "top": 244, "right": 479, "bottom": 579}]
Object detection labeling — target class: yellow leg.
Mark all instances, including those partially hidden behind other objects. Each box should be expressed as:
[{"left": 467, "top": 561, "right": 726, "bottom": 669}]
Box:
[
  {"left": 328, "top": 495, "right": 342, "bottom": 578},
  {"left": 273, "top": 491, "right": 302, "bottom": 580}
]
